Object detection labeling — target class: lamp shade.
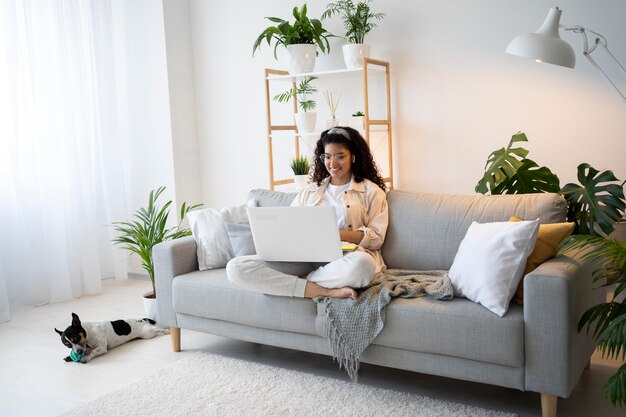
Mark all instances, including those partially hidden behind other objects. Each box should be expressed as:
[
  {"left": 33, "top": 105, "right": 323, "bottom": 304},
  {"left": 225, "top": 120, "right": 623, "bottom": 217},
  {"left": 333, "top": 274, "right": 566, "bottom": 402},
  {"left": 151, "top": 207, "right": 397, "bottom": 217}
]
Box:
[{"left": 506, "top": 8, "right": 576, "bottom": 68}]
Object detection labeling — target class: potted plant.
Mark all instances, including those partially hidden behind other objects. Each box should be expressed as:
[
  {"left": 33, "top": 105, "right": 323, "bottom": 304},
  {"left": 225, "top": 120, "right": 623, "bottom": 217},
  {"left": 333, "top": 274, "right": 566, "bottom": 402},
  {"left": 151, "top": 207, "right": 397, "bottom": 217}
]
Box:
[
  {"left": 474, "top": 132, "right": 624, "bottom": 235},
  {"left": 350, "top": 110, "right": 365, "bottom": 130},
  {"left": 475, "top": 132, "right": 626, "bottom": 408},
  {"left": 558, "top": 234, "right": 626, "bottom": 407},
  {"left": 274, "top": 76, "right": 318, "bottom": 132},
  {"left": 290, "top": 154, "right": 311, "bottom": 190},
  {"left": 253, "top": 4, "right": 333, "bottom": 74},
  {"left": 322, "top": 0, "right": 385, "bottom": 68},
  {"left": 112, "top": 186, "right": 201, "bottom": 320}
]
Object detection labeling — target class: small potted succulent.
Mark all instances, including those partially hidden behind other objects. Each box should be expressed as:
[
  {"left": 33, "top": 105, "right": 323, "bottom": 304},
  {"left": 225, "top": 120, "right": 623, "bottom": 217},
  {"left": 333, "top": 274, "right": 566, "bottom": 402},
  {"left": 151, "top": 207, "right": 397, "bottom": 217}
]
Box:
[
  {"left": 253, "top": 4, "right": 333, "bottom": 74},
  {"left": 350, "top": 110, "right": 365, "bottom": 130},
  {"left": 274, "top": 76, "right": 318, "bottom": 132},
  {"left": 290, "top": 154, "right": 311, "bottom": 190},
  {"left": 322, "top": 0, "right": 385, "bottom": 68}
]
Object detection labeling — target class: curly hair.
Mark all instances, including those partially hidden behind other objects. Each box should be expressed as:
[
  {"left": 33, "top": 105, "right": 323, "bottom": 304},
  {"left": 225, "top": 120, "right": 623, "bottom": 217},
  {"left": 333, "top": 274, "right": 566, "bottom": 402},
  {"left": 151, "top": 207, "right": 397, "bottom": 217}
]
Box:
[{"left": 311, "top": 126, "right": 386, "bottom": 191}]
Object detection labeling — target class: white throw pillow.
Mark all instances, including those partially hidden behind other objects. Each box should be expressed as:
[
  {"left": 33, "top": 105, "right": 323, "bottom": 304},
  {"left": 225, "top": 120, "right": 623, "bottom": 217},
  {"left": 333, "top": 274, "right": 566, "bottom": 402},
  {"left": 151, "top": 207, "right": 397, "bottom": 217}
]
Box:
[
  {"left": 220, "top": 203, "right": 250, "bottom": 224},
  {"left": 187, "top": 209, "right": 234, "bottom": 270},
  {"left": 187, "top": 204, "right": 250, "bottom": 270},
  {"left": 448, "top": 219, "right": 540, "bottom": 317}
]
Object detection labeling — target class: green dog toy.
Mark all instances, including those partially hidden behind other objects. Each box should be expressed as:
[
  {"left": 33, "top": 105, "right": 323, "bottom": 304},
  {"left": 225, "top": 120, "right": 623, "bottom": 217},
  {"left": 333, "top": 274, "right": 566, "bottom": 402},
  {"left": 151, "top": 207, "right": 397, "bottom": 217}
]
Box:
[{"left": 69, "top": 351, "right": 84, "bottom": 362}]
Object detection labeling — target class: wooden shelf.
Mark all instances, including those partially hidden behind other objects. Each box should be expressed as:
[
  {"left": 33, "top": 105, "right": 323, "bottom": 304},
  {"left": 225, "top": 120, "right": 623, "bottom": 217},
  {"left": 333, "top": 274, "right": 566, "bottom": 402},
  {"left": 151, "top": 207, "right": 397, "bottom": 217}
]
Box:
[
  {"left": 264, "top": 58, "right": 394, "bottom": 191},
  {"left": 266, "top": 64, "right": 387, "bottom": 82}
]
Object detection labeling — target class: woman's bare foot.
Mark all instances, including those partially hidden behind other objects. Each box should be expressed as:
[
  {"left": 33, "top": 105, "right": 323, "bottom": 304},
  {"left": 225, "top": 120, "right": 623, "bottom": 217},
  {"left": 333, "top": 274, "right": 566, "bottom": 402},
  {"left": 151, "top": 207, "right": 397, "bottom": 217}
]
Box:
[
  {"left": 328, "top": 287, "right": 358, "bottom": 299},
  {"left": 304, "top": 282, "right": 357, "bottom": 299}
]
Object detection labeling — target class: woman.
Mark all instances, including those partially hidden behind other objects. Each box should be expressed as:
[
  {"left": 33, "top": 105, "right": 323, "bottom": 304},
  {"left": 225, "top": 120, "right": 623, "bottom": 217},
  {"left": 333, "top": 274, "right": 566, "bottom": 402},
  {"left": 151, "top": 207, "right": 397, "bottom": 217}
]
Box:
[{"left": 226, "top": 126, "right": 388, "bottom": 299}]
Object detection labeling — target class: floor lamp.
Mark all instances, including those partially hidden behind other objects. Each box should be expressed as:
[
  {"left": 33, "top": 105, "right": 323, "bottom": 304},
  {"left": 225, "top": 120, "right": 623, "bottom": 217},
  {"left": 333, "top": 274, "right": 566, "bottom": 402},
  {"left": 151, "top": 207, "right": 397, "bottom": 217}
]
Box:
[{"left": 505, "top": 7, "right": 626, "bottom": 103}]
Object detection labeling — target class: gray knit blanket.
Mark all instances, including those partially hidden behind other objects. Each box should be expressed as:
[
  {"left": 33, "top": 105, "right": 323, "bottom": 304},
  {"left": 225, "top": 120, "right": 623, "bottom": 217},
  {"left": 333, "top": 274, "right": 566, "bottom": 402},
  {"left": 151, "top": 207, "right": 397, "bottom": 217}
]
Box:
[{"left": 314, "top": 269, "right": 453, "bottom": 382}]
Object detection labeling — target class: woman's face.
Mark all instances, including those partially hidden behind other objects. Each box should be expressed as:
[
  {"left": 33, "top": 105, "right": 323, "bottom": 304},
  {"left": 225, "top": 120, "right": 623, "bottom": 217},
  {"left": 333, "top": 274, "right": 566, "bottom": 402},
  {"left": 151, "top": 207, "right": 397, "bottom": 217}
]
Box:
[{"left": 322, "top": 143, "right": 352, "bottom": 185}]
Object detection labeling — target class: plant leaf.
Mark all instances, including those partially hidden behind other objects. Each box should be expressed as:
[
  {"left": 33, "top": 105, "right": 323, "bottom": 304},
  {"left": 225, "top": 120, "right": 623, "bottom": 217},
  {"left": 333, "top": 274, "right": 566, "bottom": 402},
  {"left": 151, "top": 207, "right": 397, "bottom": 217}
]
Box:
[
  {"left": 491, "top": 158, "right": 560, "bottom": 194},
  {"left": 597, "top": 313, "right": 626, "bottom": 360},
  {"left": 475, "top": 132, "right": 529, "bottom": 195},
  {"left": 604, "top": 362, "right": 626, "bottom": 407},
  {"left": 111, "top": 187, "right": 201, "bottom": 294},
  {"left": 560, "top": 163, "right": 625, "bottom": 236}
]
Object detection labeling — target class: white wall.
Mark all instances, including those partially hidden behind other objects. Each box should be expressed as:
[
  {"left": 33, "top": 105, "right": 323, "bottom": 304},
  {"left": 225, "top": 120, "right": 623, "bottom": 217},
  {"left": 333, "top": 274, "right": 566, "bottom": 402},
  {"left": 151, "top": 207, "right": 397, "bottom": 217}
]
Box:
[{"left": 184, "top": 0, "right": 625, "bottom": 207}]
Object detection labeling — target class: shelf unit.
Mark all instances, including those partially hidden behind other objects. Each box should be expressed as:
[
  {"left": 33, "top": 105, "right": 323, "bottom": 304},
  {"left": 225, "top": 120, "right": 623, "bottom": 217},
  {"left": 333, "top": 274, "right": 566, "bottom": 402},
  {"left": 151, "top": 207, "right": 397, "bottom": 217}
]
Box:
[{"left": 264, "top": 57, "right": 393, "bottom": 190}]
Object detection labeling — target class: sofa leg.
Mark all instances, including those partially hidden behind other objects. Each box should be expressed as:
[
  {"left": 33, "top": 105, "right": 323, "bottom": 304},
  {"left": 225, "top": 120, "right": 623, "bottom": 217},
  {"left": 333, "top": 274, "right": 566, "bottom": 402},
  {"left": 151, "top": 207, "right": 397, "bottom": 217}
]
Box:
[
  {"left": 170, "top": 327, "right": 181, "bottom": 352},
  {"left": 540, "top": 393, "right": 557, "bottom": 417}
]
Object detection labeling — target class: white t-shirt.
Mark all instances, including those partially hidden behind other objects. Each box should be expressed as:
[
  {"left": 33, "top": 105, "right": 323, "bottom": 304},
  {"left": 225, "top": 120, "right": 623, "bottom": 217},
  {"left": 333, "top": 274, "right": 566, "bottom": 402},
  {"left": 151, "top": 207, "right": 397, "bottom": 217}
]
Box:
[{"left": 319, "top": 182, "right": 351, "bottom": 229}]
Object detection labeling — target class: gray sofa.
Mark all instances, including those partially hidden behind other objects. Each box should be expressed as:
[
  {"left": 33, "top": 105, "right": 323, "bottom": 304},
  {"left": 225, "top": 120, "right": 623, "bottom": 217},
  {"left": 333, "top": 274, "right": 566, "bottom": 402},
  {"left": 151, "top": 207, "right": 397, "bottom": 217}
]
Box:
[{"left": 154, "top": 189, "right": 602, "bottom": 417}]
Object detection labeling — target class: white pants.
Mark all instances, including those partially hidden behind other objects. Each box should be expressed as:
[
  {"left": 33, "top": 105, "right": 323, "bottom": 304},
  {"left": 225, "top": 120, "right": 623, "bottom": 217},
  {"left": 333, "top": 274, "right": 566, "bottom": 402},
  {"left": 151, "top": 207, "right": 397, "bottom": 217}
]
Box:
[{"left": 226, "top": 250, "right": 377, "bottom": 298}]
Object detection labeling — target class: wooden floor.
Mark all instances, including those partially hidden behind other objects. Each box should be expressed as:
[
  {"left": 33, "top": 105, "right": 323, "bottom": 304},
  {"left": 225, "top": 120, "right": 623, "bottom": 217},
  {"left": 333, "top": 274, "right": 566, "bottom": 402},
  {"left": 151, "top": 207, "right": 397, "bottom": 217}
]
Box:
[{"left": 0, "top": 278, "right": 623, "bottom": 417}]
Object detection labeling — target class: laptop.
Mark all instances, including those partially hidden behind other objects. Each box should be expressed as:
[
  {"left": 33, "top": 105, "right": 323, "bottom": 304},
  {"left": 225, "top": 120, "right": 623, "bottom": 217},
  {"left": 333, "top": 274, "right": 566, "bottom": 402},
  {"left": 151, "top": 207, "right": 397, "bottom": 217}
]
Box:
[{"left": 247, "top": 206, "right": 343, "bottom": 262}]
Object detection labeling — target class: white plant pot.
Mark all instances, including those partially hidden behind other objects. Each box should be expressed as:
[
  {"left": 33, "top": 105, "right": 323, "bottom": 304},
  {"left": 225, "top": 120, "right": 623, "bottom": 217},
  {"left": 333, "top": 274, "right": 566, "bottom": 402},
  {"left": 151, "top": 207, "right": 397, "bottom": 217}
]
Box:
[
  {"left": 293, "top": 174, "right": 309, "bottom": 191},
  {"left": 350, "top": 116, "right": 365, "bottom": 130},
  {"left": 294, "top": 111, "right": 316, "bottom": 133},
  {"left": 342, "top": 43, "right": 370, "bottom": 69},
  {"left": 286, "top": 44, "right": 317, "bottom": 74},
  {"left": 143, "top": 291, "right": 158, "bottom": 321}
]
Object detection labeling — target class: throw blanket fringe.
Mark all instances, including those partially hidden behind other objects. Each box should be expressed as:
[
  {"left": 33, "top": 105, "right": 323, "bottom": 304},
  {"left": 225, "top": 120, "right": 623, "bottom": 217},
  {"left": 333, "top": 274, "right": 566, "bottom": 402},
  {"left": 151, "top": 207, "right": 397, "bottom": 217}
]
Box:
[{"left": 315, "top": 270, "right": 454, "bottom": 382}]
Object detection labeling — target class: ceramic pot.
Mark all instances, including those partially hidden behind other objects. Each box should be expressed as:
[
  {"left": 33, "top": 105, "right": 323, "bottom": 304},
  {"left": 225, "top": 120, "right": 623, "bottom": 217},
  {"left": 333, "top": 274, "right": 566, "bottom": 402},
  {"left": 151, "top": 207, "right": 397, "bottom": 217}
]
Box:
[
  {"left": 286, "top": 44, "right": 317, "bottom": 74},
  {"left": 350, "top": 115, "right": 365, "bottom": 130},
  {"left": 293, "top": 175, "right": 309, "bottom": 191},
  {"left": 295, "top": 111, "right": 316, "bottom": 133},
  {"left": 143, "top": 291, "right": 157, "bottom": 321},
  {"left": 342, "top": 43, "right": 370, "bottom": 68}
]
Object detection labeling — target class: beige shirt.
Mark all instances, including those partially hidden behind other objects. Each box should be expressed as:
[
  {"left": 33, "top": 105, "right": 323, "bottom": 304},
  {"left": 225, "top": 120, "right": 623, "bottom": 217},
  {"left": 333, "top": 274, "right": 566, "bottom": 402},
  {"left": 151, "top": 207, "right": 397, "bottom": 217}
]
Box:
[{"left": 291, "top": 176, "right": 389, "bottom": 272}]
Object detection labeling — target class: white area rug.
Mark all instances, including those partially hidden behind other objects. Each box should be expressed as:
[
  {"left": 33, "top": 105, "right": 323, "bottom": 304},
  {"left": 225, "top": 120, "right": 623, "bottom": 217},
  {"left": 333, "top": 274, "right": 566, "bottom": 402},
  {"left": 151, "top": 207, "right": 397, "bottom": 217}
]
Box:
[{"left": 61, "top": 352, "right": 515, "bottom": 417}]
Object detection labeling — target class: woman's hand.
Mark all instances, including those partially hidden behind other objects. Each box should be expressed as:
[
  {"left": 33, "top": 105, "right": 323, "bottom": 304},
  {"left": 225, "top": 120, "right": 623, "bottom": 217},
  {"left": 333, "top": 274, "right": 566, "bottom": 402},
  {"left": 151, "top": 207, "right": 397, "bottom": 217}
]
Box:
[{"left": 339, "top": 229, "right": 364, "bottom": 245}]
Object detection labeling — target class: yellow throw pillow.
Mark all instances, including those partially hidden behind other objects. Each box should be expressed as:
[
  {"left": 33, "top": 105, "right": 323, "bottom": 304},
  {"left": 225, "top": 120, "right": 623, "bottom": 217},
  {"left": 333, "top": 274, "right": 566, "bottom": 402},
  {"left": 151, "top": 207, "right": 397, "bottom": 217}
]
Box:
[{"left": 510, "top": 216, "right": 575, "bottom": 304}]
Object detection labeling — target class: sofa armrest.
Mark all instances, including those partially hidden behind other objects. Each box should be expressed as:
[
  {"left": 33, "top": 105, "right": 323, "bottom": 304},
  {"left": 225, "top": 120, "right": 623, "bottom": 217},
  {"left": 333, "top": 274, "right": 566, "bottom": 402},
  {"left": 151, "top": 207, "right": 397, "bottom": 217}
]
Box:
[
  {"left": 154, "top": 236, "right": 199, "bottom": 327},
  {"left": 524, "top": 249, "right": 604, "bottom": 397}
]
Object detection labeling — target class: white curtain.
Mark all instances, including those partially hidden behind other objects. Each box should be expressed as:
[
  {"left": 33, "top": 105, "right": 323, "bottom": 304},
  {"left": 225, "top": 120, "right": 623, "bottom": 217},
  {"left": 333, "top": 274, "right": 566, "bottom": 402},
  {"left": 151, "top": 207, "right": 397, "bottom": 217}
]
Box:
[{"left": 0, "top": 0, "right": 129, "bottom": 322}]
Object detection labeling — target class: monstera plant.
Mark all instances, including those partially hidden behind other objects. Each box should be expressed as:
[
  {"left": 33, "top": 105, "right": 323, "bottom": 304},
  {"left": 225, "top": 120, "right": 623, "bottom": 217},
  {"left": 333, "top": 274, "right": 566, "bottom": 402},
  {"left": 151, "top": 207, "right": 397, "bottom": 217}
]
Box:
[
  {"left": 475, "top": 132, "right": 623, "bottom": 235},
  {"left": 476, "top": 131, "right": 626, "bottom": 407},
  {"left": 475, "top": 132, "right": 560, "bottom": 196},
  {"left": 560, "top": 164, "right": 625, "bottom": 236}
]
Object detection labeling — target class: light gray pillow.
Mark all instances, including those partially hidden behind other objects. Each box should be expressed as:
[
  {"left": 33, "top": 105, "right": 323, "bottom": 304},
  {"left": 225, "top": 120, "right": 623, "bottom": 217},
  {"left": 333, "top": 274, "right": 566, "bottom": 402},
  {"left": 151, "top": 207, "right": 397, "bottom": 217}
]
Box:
[{"left": 224, "top": 222, "right": 256, "bottom": 257}]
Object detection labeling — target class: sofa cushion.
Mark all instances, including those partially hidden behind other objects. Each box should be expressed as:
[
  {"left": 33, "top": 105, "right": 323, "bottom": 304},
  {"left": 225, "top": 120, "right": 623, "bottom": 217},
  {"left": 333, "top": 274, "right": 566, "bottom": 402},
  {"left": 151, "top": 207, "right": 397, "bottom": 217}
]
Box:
[
  {"left": 172, "top": 268, "right": 318, "bottom": 336},
  {"left": 247, "top": 189, "right": 296, "bottom": 207},
  {"left": 172, "top": 269, "right": 524, "bottom": 367},
  {"left": 373, "top": 296, "right": 525, "bottom": 367},
  {"left": 382, "top": 191, "right": 567, "bottom": 271},
  {"left": 509, "top": 216, "right": 575, "bottom": 304},
  {"left": 187, "top": 204, "right": 250, "bottom": 271},
  {"left": 224, "top": 222, "right": 256, "bottom": 257},
  {"left": 448, "top": 219, "right": 540, "bottom": 317},
  {"left": 187, "top": 208, "right": 234, "bottom": 270}
]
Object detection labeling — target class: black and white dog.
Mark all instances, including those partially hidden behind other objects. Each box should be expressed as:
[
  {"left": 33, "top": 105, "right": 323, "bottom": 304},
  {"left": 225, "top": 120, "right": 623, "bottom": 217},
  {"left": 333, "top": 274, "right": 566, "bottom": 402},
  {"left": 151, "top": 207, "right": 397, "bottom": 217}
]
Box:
[{"left": 54, "top": 313, "right": 169, "bottom": 363}]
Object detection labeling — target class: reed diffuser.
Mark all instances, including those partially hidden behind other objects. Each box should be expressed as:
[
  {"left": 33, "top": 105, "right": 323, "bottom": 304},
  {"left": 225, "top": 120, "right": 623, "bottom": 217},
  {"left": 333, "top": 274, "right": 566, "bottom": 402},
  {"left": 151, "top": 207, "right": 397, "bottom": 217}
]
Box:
[{"left": 323, "top": 90, "right": 341, "bottom": 128}]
